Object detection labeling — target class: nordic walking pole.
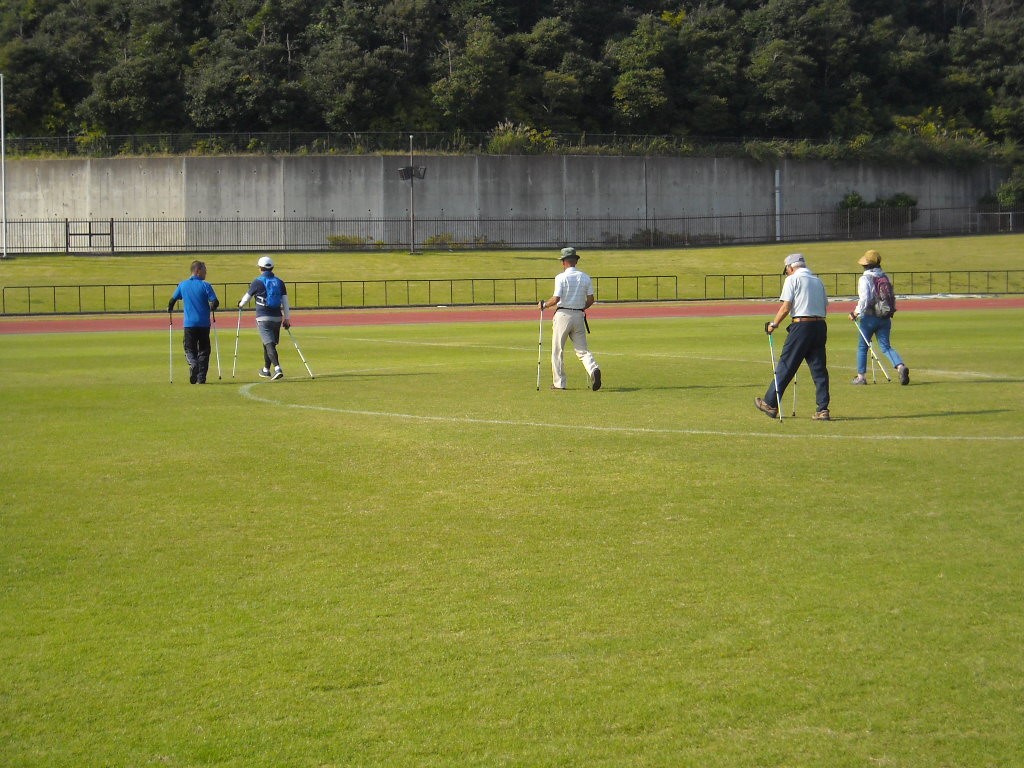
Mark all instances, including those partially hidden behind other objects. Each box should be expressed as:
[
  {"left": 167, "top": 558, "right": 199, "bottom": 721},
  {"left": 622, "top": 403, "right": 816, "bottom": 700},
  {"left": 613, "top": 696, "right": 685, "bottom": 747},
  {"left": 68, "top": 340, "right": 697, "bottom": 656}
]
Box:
[
  {"left": 231, "top": 307, "right": 242, "bottom": 379},
  {"left": 168, "top": 311, "right": 174, "bottom": 383},
  {"left": 536, "top": 301, "right": 544, "bottom": 391},
  {"left": 211, "top": 310, "right": 222, "bottom": 380},
  {"left": 853, "top": 321, "right": 891, "bottom": 383},
  {"left": 765, "top": 322, "right": 783, "bottom": 422},
  {"left": 286, "top": 326, "right": 315, "bottom": 379},
  {"left": 792, "top": 373, "right": 798, "bottom": 417}
]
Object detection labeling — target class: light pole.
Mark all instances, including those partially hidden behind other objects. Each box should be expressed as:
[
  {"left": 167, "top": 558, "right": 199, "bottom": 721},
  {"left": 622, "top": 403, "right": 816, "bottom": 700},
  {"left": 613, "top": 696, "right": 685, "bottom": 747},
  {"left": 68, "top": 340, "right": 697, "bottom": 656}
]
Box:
[
  {"left": 397, "top": 133, "right": 426, "bottom": 254},
  {"left": 1, "top": 73, "right": 7, "bottom": 260}
]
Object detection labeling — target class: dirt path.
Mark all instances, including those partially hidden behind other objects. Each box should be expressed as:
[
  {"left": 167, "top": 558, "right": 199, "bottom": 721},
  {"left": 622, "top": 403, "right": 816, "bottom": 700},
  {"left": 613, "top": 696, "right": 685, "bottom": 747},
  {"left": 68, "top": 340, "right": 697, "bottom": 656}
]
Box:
[{"left": 1, "top": 296, "right": 1022, "bottom": 335}]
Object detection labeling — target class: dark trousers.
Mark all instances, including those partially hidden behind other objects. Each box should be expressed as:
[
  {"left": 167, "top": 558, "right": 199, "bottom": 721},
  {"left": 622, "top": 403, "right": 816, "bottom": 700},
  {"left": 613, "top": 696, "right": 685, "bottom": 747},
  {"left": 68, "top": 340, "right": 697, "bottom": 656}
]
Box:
[
  {"left": 258, "top": 320, "right": 282, "bottom": 368},
  {"left": 183, "top": 326, "right": 212, "bottom": 383},
  {"left": 764, "top": 321, "right": 830, "bottom": 411}
]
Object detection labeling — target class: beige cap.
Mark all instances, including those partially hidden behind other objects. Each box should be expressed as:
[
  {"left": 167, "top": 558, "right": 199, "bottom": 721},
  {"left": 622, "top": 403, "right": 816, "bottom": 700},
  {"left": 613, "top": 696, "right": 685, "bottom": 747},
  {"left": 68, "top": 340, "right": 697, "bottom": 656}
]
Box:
[{"left": 858, "top": 249, "right": 881, "bottom": 267}]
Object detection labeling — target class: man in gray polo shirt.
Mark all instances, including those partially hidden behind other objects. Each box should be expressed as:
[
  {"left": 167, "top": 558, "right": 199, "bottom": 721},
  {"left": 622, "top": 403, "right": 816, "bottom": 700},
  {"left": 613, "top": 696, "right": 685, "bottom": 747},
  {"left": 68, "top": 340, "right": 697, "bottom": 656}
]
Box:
[{"left": 755, "top": 252, "right": 832, "bottom": 420}]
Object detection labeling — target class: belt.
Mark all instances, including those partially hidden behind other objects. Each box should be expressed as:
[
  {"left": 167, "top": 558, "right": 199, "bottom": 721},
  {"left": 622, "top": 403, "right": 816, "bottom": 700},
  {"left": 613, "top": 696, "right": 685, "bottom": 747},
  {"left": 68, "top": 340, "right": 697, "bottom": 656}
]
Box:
[
  {"left": 557, "top": 307, "right": 585, "bottom": 311},
  {"left": 792, "top": 316, "right": 825, "bottom": 322}
]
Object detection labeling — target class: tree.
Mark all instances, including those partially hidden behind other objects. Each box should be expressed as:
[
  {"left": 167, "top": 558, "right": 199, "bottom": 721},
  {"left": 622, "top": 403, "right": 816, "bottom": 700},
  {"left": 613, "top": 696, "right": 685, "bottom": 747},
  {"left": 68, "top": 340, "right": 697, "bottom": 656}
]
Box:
[
  {"left": 868, "top": 22, "right": 943, "bottom": 126},
  {"left": 605, "top": 13, "right": 675, "bottom": 131},
  {"left": 502, "top": 17, "right": 609, "bottom": 130},
  {"left": 0, "top": 0, "right": 107, "bottom": 135},
  {"left": 430, "top": 15, "right": 510, "bottom": 129},
  {"left": 185, "top": 0, "right": 316, "bottom": 130},
  {"left": 2, "top": 0, "right": 1024, "bottom": 150},
  {"left": 76, "top": 1, "right": 188, "bottom": 133},
  {"left": 301, "top": 0, "right": 446, "bottom": 131},
  {"left": 742, "top": 38, "right": 818, "bottom": 136},
  {"left": 945, "top": 9, "right": 1024, "bottom": 142},
  {"left": 671, "top": 5, "right": 743, "bottom": 136}
]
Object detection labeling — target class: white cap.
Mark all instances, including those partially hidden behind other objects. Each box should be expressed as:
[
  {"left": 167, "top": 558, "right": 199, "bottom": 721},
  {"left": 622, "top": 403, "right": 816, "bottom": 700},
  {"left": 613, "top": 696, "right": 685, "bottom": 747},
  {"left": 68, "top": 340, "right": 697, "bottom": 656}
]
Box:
[{"left": 257, "top": 256, "right": 274, "bottom": 269}]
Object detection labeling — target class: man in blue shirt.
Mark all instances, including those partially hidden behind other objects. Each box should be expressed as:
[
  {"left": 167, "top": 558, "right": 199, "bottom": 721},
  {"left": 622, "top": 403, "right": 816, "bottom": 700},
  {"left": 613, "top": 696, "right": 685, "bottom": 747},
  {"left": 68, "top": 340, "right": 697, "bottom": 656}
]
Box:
[
  {"left": 168, "top": 260, "right": 219, "bottom": 384},
  {"left": 755, "top": 253, "right": 831, "bottom": 420}
]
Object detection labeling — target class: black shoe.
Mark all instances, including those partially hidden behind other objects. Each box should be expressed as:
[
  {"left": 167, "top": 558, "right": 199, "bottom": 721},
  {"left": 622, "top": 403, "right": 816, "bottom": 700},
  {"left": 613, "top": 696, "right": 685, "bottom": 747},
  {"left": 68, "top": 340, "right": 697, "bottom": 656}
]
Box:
[
  {"left": 591, "top": 368, "right": 602, "bottom": 391},
  {"left": 258, "top": 368, "right": 271, "bottom": 378},
  {"left": 189, "top": 366, "right": 198, "bottom": 384},
  {"left": 271, "top": 367, "right": 284, "bottom": 381},
  {"left": 754, "top": 396, "right": 778, "bottom": 419},
  {"left": 898, "top": 365, "right": 910, "bottom": 385}
]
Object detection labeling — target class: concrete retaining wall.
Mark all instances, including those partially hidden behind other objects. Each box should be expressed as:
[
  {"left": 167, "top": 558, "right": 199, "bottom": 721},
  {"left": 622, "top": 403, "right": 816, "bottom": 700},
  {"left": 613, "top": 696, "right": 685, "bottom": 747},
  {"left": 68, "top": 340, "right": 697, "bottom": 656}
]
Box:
[{"left": 5, "top": 154, "right": 1005, "bottom": 222}]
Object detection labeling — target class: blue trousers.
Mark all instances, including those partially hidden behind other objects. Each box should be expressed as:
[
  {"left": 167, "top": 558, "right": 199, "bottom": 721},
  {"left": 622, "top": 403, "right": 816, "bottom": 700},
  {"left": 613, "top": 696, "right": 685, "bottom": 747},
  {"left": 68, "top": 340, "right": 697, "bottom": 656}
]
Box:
[
  {"left": 856, "top": 315, "right": 904, "bottom": 374},
  {"left": 764, "top": 321, "right": 830, "bottom": 411}
]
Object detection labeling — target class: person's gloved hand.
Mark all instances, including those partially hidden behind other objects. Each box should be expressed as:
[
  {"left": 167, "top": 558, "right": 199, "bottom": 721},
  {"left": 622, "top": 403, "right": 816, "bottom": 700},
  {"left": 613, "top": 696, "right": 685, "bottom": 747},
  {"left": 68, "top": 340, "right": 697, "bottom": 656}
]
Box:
[
  {"left": 238, "top": 301, "right": 245, "bottom": 309},
  {"left": 283, "top": 319, "right": 291, "bottom": 330}
]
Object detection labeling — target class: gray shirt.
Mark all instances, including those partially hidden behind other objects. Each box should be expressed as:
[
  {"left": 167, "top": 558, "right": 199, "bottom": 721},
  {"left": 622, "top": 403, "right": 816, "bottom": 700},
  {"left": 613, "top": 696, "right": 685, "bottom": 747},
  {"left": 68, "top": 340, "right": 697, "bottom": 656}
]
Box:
[{"left": 780, "top": 267, "right": 828, "bottom": 317}]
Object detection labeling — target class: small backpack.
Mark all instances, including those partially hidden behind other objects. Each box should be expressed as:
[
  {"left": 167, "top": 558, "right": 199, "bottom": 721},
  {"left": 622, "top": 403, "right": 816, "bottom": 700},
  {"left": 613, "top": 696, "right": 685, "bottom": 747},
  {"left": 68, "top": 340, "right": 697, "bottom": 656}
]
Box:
[
  {"left": 872, "top": 274, "right": 896, "bottom": 318},
  {"left": 258, "top": 274, "right": 284, "bottom": 309}
]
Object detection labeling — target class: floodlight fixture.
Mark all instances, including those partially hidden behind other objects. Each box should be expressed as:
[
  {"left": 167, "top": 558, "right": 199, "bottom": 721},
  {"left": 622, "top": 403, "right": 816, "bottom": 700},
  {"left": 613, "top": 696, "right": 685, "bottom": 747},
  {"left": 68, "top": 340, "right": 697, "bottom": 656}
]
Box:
[{"left": 398, "top": 135, "right": 427, "bottom": 253}]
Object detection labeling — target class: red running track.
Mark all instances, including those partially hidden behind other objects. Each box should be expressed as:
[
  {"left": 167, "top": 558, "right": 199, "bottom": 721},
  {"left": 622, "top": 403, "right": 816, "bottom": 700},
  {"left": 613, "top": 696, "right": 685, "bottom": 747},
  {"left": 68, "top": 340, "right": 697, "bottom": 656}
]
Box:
[{"left": 1, "top": 297, "right": 1022, "bottom": 335}]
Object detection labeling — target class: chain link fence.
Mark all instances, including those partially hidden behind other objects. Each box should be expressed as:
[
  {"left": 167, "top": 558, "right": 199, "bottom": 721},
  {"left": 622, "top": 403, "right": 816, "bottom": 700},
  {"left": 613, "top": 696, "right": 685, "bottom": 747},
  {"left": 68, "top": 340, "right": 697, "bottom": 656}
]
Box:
[{"left": 4, "top": 131, "right": 711, "bottom": 157}]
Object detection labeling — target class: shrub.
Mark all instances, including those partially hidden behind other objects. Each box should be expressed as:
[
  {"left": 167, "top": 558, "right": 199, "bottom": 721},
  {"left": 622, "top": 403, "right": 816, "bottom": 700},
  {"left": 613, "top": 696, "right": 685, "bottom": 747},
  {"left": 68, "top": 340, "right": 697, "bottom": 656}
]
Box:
[
  {"left": 424, "top": 232, "right": 456, "bottom": 248},
  {"left": 838, "top": 191, "right": 917, "bottom": 209},
  {"left": 192, "top": 138, "right": 229, "bottom": 155},
  {"left": 75, "top": 130, "right": 113, "bottom": 157},
  {"left": 326, "top": 234, "right": 372, "bottom": 249},
  {"left": 836, "top": 190, "right": 919, "bottom": 233},
  {"left": 995, "top": 167, "right": 1024, "bottom": 208},
  {"left": 487, "top": 121, "right": 557, "bottom": 155},
  {"left": 625, "top": 228, "right": 692, "bottom": 247},
  {"left": 423, "top": 232, "right": 490, "bottom": 248}
]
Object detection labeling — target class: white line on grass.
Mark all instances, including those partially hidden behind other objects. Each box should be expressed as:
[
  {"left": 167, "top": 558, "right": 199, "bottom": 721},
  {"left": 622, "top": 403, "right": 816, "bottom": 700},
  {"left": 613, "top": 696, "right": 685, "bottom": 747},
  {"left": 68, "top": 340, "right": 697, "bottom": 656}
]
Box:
[
  {"left": 239, "top": 384, "right": 1023, "bottom": 442},
  {"left": 338, "top": 337, "right": 1011, "bottom": 380}
]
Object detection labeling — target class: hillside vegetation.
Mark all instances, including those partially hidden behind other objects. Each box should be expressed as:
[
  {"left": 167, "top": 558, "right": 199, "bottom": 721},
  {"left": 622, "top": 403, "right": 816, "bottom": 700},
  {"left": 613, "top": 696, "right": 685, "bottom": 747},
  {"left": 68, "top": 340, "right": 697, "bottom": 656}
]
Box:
[{"left": 1, "top": 0, "right": 1023, "bottom": 167}]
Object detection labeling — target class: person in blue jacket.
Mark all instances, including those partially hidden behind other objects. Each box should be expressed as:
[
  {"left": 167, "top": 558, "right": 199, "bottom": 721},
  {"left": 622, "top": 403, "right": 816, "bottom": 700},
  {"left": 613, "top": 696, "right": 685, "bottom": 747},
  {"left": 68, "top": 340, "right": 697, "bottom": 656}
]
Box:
[{"left": 168, "top": 260, "right": 219, "bottom": 384}]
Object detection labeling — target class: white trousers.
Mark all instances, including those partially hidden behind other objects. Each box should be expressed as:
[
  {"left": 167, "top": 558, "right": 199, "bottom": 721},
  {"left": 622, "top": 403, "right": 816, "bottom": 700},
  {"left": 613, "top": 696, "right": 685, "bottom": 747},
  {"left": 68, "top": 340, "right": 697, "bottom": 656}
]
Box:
[{"left": 551, "top": 310, "right": 598, "bottom": 388}]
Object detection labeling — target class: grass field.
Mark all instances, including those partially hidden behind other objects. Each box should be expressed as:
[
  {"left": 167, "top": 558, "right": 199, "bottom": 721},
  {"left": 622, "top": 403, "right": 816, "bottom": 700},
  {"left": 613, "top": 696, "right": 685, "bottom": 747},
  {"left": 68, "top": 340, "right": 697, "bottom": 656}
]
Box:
[
  {"left": 2, "top": 299, "right": 1022, "bottom": 766},
  {"left": 2, "top": 233, "right": 1023, "bottom": 291}
]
